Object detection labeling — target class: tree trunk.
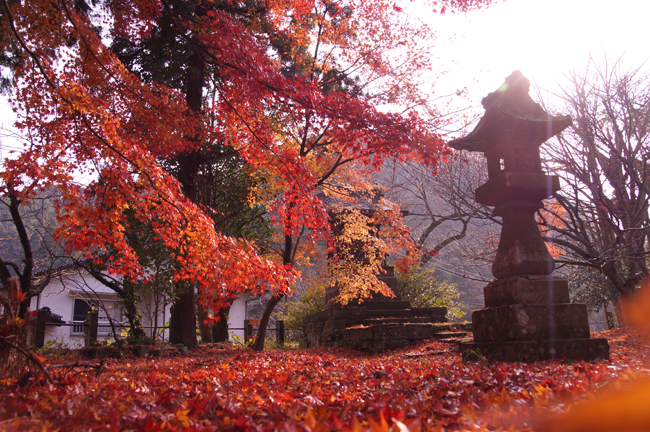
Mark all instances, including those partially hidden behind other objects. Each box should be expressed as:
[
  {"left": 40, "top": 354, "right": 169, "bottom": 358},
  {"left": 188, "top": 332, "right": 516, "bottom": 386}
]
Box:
[
  {"left": 169, "top": 288, "right": 197, "bottom": 349},
  {"left": 168, "top": 153, "right": 201, "bottom": 348},
  {"left": 252, "top": 233, "right": 292, "bottom": 351},
  {"left": 605, "top": 306, "right": 616, "bottom": 330},
  {"left": 612, "top": 297, "right": 625, "bottom": 328},
  {"left": 212, "top": 305, "right": 230, "bottom": 342},
  {"left": 601, "top": 261, "right": 634, "bottom": 298},
  {"left": 169, "top": 40, "right": 204, "bottom": 350},
  {"left": 197, "top": 302, "right": 212, "bottom": 343},
  {"left": 7, "top": 189, "right": 34, "bottom": 320},
  {"left": 252, "top": 295, "right": 283, "bottom": 351},
  {"left": 119, "top": 284, "right": 145, "bottom": 342}
]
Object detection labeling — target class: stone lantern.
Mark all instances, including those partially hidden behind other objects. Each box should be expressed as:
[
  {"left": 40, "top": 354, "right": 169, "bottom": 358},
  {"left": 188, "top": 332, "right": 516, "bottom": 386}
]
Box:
[{"left": 450, "top": 71, "right": 609, "bottom": 361}]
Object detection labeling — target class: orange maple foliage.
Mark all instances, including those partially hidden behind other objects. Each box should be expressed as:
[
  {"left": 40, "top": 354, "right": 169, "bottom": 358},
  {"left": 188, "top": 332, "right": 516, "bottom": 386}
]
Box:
[
  {"left": 327, "top": 196, "right": 420, "bottom": 305},
  {"left": 537, "top": 199, "right": 568, "bottom": 259}
]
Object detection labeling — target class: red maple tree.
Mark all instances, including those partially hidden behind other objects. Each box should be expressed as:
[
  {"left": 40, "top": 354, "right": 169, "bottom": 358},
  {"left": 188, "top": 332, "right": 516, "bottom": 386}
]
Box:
[{"left": 0, "top": 0, "right": 491, "bottom": 347}]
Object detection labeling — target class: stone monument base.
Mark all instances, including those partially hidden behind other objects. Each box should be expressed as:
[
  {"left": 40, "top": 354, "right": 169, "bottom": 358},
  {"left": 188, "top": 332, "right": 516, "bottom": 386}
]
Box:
[
  {"left": 463, "top": 275, "right": 609, "bottom": 362},
  {"left": 303, "top": 300, "right": 448, "bottom": 352}
]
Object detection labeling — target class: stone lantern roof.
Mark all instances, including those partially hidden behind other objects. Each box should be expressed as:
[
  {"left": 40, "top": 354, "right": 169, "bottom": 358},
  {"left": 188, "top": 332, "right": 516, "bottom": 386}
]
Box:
[
  {"left": 450, "top": 70, "right": 571, "bottom": 156},
  {"left": 448, "top": 71, "right": 572, "bottom": 206},
  {"left": 449, "top": 71, "right": 571, "bottom": 178}
]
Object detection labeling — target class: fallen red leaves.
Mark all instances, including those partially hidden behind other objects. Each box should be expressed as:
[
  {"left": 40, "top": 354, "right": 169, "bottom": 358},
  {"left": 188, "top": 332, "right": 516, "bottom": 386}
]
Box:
[{"left": 1, "top": 328, "right": 648, "bottom": 432}]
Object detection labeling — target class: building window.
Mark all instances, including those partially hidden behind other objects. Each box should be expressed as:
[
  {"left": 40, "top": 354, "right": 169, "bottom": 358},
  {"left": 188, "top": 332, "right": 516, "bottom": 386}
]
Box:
[
  {"left": 70, "top": 298, "right": 121, "bottom": 336},
  {"left": 73, "top": 298, "right": 92, "bottom": 322},
  {"left": 71, "top": 299, "right": 91, "bottom": 335}
]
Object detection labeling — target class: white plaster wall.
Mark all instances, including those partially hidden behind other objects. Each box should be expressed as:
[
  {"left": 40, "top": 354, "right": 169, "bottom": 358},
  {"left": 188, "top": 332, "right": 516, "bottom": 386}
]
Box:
[
  {"left": 227, "top": 293, "right": 247, "bottom": 342},
  {"left": 30, "top": 279, "right": 79, "bottom": 348},
  {"left": 30, "top": 267, "right": 249, "bottom": 347},
  {"left": 30, "top": 271, "right": 121, "bottom": 348},
  {"left": 139, "top": 291, "right": 172, "bottom": 342}
]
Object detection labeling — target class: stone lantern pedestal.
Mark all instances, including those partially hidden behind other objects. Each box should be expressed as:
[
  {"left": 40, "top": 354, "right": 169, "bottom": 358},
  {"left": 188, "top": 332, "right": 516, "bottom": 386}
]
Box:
[{"left": 450, "top": 71, "right": 609, "bottom": 361}]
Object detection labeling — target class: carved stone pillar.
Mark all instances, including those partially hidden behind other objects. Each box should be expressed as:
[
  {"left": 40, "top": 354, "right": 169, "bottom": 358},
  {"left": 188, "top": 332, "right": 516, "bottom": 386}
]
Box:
[{"left": 492, "top": 199, "right": 554, "bottom": 279}]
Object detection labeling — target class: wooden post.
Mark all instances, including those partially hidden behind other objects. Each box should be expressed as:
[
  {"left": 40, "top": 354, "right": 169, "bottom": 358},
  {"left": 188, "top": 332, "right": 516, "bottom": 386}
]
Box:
[
  {"left": 34, "top": 309, "right": 47, "bottom": 348},
  {"left": 605, "top": 308, "right": 616, "bottom": 330},
  {"left": 85, "top": 310, "right": 98, "bottom": 347},
  {"left": 277, "top": 320, "right": 285, "bottom": 346},
  {"left": 244, "top": 319, "right": 253, "bottom": 343}
]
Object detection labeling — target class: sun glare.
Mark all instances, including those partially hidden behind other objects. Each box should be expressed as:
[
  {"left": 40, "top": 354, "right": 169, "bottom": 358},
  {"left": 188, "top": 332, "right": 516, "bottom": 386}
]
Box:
[{"left": 411, "top": 0, "right": 650, "bottom": 117}]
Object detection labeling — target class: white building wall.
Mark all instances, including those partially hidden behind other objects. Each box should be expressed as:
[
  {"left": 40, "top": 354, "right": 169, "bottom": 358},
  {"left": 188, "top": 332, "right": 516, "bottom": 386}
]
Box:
[
  {"left": 138, "top": 291, "right": 172, "bottom": 342},
  {"left": 31, "top": 267, "right": 245, "bottom": 347},
  {"left": 227, "top": 293, "right": 247, "bottom": 342},
  {"left": 30, "top": 270, "right": 121, "bottom": 348}
]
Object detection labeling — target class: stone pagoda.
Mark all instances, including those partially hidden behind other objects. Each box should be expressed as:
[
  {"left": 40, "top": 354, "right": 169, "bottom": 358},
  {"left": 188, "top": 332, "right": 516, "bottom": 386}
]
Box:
[{"left": 450, "top": 71, "right": 609, "bottom": 361}]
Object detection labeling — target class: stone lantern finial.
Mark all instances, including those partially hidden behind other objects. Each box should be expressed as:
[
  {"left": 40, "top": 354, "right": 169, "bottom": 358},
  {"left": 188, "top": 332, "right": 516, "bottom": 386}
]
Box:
[{"left": 481, "top": 70, "right": 545, "bottom": 117}]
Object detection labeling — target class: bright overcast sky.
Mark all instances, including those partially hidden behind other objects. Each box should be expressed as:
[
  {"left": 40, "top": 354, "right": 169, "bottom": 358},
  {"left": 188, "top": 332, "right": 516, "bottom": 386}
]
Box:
[{"left": 412, "top": 0, "right": 650, "bottom": 128}]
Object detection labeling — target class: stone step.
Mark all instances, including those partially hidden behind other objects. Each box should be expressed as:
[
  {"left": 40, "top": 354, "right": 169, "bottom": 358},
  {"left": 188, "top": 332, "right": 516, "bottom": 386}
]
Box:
[
  {"left": 362, "top": 309, "right": 417, "bottom": 318},
  {"left": 438, "top": 338, "right": 464, "bottom": 343},
  {"left": 339, "top": 324, "right": 468, "bottom": 349},
  {"left": 450, "top": 321, "right": 473, "bottom": 332},
  {"left": 362, "top": 317, "right": 437, "bottom": 325},
  {"left": 340, "top": 323, "right": 438, "bottom": 345},
  {"left": 433, "top": 331, "right": 467, "bottom": 339},
  {"left": 411, "top": 307, "right": 449, "bottom": 316},
  {"left": 363, "top": 309, "right": 446, "bottom": 320},
  {"left": 359, "top": 301, "right": 412, "bottom": 310},
  {"left": 303, "top": 305, "right": 453, "bottom": 352},
  {"left": 429, "top": 322, "right": 471, "bottom": 333}
]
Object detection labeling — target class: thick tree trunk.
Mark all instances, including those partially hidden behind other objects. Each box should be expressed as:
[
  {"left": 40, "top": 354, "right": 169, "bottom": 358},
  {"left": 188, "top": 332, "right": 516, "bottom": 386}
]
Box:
[
  {"left": 168, "top": 153, "right": 201, "bottom": 348},
  {"left": 169, "top": 42, "right": 204, "bottom": 350},
  {"left": 169, "top": 288, "right": 197, "bottom": 349},
  {"left": 197, "top": 302, "right": 212, "bottom": 343},
  {"left": 601, "top": 261, "right": 634, "bottom": 298},
  {"left": 212, "top": 305, "right": 230, "bottom": 342}
]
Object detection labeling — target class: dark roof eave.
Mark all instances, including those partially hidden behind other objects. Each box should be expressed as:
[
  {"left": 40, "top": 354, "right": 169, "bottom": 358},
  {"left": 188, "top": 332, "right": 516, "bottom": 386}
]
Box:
[{"left": 449, "top": 106, "right": 572, "bottom": 153}]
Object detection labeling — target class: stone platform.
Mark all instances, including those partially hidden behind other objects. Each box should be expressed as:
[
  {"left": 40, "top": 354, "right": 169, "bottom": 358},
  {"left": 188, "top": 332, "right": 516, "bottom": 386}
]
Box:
[
  {"left": 460, "top": 276, "right": 609, "bottom": 361},
  {"left": 303, "top": 300, "right": 448, "bottom": 352}
]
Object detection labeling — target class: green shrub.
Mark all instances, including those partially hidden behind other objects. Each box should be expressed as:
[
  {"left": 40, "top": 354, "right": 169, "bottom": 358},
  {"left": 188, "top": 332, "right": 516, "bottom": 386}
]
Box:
[
  {"left": 396, "top": 265, "right": 465, "bottom": 320},
  {"left": 278, "top": 283, "right": 326, "bottom": 345}
]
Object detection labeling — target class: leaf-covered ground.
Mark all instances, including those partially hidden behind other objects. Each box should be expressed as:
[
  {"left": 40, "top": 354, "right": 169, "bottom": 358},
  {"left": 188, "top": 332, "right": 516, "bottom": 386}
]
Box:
[{"left": 1, "top": 328, "right": 648, "bottom": 431}]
